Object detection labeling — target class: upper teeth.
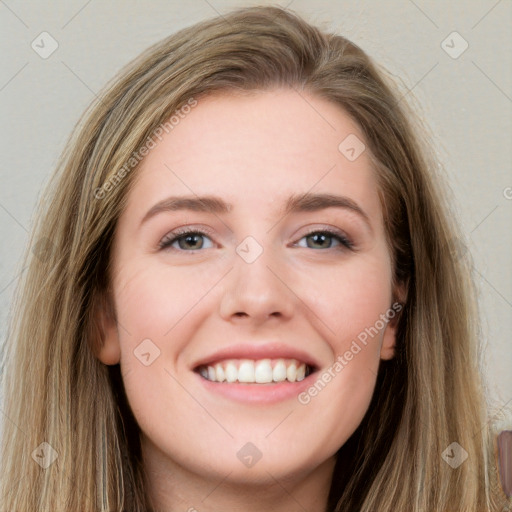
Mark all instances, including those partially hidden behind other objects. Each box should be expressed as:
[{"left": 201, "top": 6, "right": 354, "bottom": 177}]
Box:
[{"left": 198, "top": 358, "right": 308, "bottom": 383}]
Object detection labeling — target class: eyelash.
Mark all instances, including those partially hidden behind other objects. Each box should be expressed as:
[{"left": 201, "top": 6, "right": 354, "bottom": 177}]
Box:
[
  {"left": 158, "top": 227, "right": 355, "bottom": 252},
  {"left": 158, "top": 227, "right": 216, "bottom": 251},
  {"left": 299, "top": 227, "right": 355, "bottom": 251}
]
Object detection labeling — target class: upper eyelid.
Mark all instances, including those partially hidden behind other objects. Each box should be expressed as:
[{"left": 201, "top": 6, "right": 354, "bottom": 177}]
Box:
[
  {"left": 300, "top": 225, "right": 350, "bottom": 238},
  {"left": 161, "top": 224, "right": 215, "bottom": 237},
  {"left": 158, "top": 226, "right": 216, "bottom": 246},
  {"left": 161, "top": 225, "right": 348, "bottom": 240}
]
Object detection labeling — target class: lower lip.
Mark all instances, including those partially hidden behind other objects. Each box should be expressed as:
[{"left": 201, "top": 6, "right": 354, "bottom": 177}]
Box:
[{"left": 196, "top": 372, "right": 315, "bottom": 404}]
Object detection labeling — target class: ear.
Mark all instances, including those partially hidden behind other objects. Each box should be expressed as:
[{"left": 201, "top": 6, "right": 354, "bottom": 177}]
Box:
[
  {"left": 89, "top": 289, "right": 121, "bottom": 365},
  {"left": 380, "top": 316, "right": 398, "bottom": 360},
  {"left": 380, "top": 282, "right": 407, "bottom": 361}
]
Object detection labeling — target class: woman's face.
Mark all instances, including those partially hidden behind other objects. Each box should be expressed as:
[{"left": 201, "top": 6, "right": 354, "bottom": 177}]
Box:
[{"left": 98, "top": 89, "right": 399, "bottom": 488}]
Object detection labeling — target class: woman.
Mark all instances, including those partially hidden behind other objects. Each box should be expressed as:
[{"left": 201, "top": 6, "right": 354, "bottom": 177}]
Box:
[{"left": 0, "top": 5, "right": 509, "bottom": 511}]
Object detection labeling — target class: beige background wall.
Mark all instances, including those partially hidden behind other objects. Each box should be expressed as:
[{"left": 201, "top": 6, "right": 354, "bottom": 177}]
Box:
[{"left": 1, "top": 1, "right": 510, "bottom": 420}]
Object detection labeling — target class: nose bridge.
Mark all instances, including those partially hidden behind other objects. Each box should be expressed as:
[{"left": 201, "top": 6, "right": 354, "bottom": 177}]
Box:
[{"left": 219, "top": 236, "right": 295, "bottom": 321}]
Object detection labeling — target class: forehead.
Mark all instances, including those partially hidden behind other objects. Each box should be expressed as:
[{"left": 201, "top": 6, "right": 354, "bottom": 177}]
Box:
[{"left": 125, "top": 88, "right": 383, "bottom": 225}]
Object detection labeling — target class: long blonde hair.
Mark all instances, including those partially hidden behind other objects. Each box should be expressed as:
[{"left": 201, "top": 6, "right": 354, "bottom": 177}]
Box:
[{"left": 0, "top": 6, "right": 508, "bottom": 511}]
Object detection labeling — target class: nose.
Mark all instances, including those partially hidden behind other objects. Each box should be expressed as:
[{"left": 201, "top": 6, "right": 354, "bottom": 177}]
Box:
[{"left": 218, "top": 247, "right": 297, "bottom": 326}]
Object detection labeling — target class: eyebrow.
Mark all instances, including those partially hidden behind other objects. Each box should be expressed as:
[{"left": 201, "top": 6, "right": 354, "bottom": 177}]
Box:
[{"left": 140, "top": 193, "right": 373, "bottom": 232}]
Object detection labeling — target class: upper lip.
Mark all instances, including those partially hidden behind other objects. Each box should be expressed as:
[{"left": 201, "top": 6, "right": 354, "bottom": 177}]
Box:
[{"left": 191, "top": 342, "right": 321, "bottom": 371}]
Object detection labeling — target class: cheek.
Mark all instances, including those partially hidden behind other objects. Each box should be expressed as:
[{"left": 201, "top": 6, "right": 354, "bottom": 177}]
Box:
[
  {"left": 113, "top": 260, "right": 218, "bottom": 350},
  {"left": 290, "top": 254, "right": 392, "bottom": 443},
  {"left": 111, "top": 261, "right": 223, "bottom": 419},
  {"left": 301, "top": 252, "right": 393, "bottom": 350},
  {"left": 111, "top": 264, "right": 203, "bottom": 446},
  {"left": 298, "top": 364, "right": 378, "bottom": 458}
]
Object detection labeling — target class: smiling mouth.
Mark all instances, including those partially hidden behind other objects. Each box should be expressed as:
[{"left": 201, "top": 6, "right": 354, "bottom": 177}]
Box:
[{"left": 195, "top": 358, "right": 315, "bottom": 384}]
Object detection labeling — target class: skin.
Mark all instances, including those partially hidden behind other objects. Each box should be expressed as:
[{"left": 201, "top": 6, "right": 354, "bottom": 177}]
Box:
[{"left": 97, "top": 88, "right": 401, "bottom": 511}]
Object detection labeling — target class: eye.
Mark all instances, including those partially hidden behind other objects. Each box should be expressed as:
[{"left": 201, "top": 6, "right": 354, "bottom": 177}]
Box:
[
  {"left": 159, "top": 229, "right": 214, "bottom": 251},
  {"left": 158, "top": 227, "right": 354, "bottom": 252},
  {"left": 295, "top": 229, "right": 354, "bottom": 250}
]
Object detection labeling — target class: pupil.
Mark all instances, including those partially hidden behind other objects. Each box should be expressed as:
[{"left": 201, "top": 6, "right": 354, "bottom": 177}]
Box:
[
  {"left": 311, "top": 233, "right": 328, "bottom": 248},
  {"left": 183, "top": 234, "right": 201, "bottom": 249}
]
